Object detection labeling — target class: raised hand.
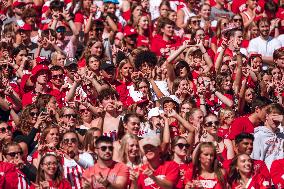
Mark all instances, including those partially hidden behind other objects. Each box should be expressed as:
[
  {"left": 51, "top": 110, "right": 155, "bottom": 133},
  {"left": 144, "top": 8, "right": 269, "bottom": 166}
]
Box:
[{"left": 97, "top": 172, "right": 110, "bottom": 187}]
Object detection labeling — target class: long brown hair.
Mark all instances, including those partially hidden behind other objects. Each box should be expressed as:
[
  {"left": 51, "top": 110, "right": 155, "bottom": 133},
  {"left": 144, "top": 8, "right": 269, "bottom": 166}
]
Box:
[
  {"left": 19, "top": 104, "right": 38, "bottom": 135},
  {"left": 36, "top": 154, "right": 64, "bottom": 186},
  {"left": 118, "top": 134, "right": 142, "bottom": 165},
  {"left": 228, "top": 153, "right": 253, "bottom": 185},
  {"left": 192, "top": 142, "right": 225, "bottom": 188}
]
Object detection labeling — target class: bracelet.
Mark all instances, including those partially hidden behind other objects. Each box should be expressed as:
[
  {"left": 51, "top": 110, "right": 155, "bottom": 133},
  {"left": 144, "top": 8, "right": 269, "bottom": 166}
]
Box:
[
  {"left": 66, "top": 19, "right": 72, "bottom": 22},
  {"left": 200, "top": 103, "right": 205, "bottom": 105},
  {"left": 202, "top": 51, "right": 207, "bottom": 55},
  {"left": 212, "top": 89, "right": 217, "bottom": 94}
]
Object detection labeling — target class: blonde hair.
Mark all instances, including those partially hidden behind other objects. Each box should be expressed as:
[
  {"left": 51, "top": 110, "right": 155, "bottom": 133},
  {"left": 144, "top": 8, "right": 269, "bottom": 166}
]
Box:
[
  {"left": 118, "top": 134, "right": 142, "bottom": 165},
  {"left": 218, "top": 108, "right": 235, "bottom": 124}
]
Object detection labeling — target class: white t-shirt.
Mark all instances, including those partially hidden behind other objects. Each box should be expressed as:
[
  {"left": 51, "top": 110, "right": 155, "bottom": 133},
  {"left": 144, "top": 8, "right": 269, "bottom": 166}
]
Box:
[
  {"left": 277, "top": 34, "right": 284, "bottom": 47},
  {"left": 149, "top": 0, "right": 162, "bottom": 20},
  {"left": 248, "top": 36, "right": 282, "bottom": 56}
]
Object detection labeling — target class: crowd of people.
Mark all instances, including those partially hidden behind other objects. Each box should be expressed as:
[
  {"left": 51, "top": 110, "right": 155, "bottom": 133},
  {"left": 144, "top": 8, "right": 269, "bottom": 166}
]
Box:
[{"left": 0, "top": 0, "right": 284, "bottom": 188}]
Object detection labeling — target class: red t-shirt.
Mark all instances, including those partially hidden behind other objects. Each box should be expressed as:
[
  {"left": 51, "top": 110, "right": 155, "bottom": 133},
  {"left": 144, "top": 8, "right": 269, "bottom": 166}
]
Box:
[
  {"left": 231, "top": 174, "right": 271, "bottom": 189},
  {"left": 184, "top": 167, "right": 225, "bottom": 189},
  {"left": 217, "top": 127, "right": 229, "bottom": 139},
  {"left": 150, "top": 34, "right": 182, "bottom": 57},
  {"left": 30, "top": 179, "right": 71, "bottom": 189},
  {"left": 83, "top": 161, "right": 129, "bottom": 189},
  {"left": 176, "top": 163, "right": 192, "bottom": 189},
  {"left": 137, "top": 161, "right": 179, "bottom": 189},
  {"left": 228, "top": 116, "right": 255, "bottom": 140},
  {"left": 137, "top": 34, "right": 151, "bottom": 48},
  {"left": 271, "top": 159, "right": 284, "bottom": 187}
]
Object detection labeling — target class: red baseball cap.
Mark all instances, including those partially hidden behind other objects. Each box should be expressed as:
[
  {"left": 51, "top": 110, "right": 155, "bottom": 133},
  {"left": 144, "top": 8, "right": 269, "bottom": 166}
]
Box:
[
  {"left": 13, "top": 0, "right": 26, "bottom": 7},
  {"left": 36, "top": 56, "right": 50, "bottom": 65},
  {"left": 31, "top": 65, "right": 51, "bottom": 83},
  {"left": 123, "top": 27, "right": 138, "bottom": 37}
]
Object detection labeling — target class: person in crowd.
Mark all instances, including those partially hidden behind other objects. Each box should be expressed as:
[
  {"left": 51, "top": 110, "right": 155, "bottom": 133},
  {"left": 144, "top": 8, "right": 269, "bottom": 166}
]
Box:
[
  {"left": 171, "top": 136, "right": 191, "bottom": 189},
  {"left": 248, "top": 18, "right": 282, "bottom": 65},
  {"left": 133, "top": 136, "right": 179, "bottom": 189},
  {"left": 31, "top": 153, "right": 71, "bottom": 189},
  {"left": 82, "top": 136, "right": 129, "bottom": 188},
  {"left": 228, "top": 153, "right": 271, "bottom": 188},
  {"left": 0, "top": 0, "right": 284, "bottom": 187},
  {"left": 228, "top": 96, "right": 272, "bottom": 141},
  {"left": 252, "top": 103, "right": 284, "bottom": 170},
  {"left": 184, "top": 142, "right": 227, "bottom": 189}
]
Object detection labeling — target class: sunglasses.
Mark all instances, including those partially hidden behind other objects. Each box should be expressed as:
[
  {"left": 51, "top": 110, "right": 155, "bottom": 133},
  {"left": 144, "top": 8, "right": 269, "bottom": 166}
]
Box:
[
  {"left": 98, "top": 146, "right": 114, "bottom": 152},
  {"left": 6, "top": 151, "right": 23, "bottom": 157},
  {"left": 56, "top": 27, "right": 66, "bottom": 33},
  {"left": 52, "top": 74, "right": 64, "bottom": 79},
  {"left": 63, "top": 114, "right": 77, "bottom": 119},
  {"left": 79, "top": 109, "right": 89, "bottom": 113},
  {"left": 191, "top": 20, "right": 201, "bottom": 24},
  {"left": 233, "top": 18, "right": 242, "bottom": 22},
  {"left": 0, "top": 126, "right": 12, "bottom": 133},
  {"left": 205, "top": 121, "right": 220, "bottom": 127},
  {"left": 0, "top": 64, "right": 9, "bottom": 70},
  {"left": 272, "top": 71, "right": 280, "bottom": 75},
  {"left": 176, "top": 143, "right": 190, "bottom": 149},
  {"left": 30, "top": 112, "right": 39, "bottom": 117},
  {"left": 63, "top": 138, "right": 78, "bottom": 144}
]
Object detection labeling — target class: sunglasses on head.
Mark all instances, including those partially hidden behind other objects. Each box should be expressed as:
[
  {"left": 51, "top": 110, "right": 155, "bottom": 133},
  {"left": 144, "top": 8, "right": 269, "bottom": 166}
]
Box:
[
  {"left": 52, "top": 74, "right": 64, "bottom": 79},
  {"left": 63, "top": 138, "right": 78, "bottom": 144},
  {"left": 0, "top": 126, "right": 12, "bottom": 133},
  {"left": 176, "top": 143, "right": 190, "bottom": 149},
  {"left": 63, "top": 114, "right": 77, "bottom": 119},
  {"left": 98, "top": 146, "right": 114, "bottom": 152},
  {"left": 6, "top": 151, "right": 23, "bottom": 157},
  {"left": 205, "top": 121, "right": 220, "bottom": 127},
  {"left": 30, "top": 111, "right": 39, "bottom": 117}
]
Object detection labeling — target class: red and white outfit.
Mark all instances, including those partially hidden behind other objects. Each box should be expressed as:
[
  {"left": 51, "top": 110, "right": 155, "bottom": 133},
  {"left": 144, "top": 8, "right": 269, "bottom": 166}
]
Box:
[
  {"left": 184, "top": 167, "right": 226, "bottom": 189},
  {"left": 0, "top": 162, "right": 29, "bottom": 189},
  {"left": 62, "top": 157, "right": 84, "bottom": 189},
  {"left": 271, "top": 159, "right": 284, "bottom": 188},
  {"left": 231, "top": 174, "right": 271, "bottom": 189},
  {"left": 137, "top": 161, "right": 179, "bottom": 189},
  {"left": 150, "top": 34, "right": 182, "bottom": 57}
]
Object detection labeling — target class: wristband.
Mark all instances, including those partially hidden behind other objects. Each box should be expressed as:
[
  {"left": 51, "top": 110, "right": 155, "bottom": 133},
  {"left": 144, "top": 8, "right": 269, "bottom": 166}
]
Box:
[
  {"left": 212, "top": 89, "right": 217, "bottom": 94},
  {"left": 200, "top": 103, "right": 205, "bottom": 105},
  {"left": 66, "top": 19, "right": 72, "bottom": 22}
]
